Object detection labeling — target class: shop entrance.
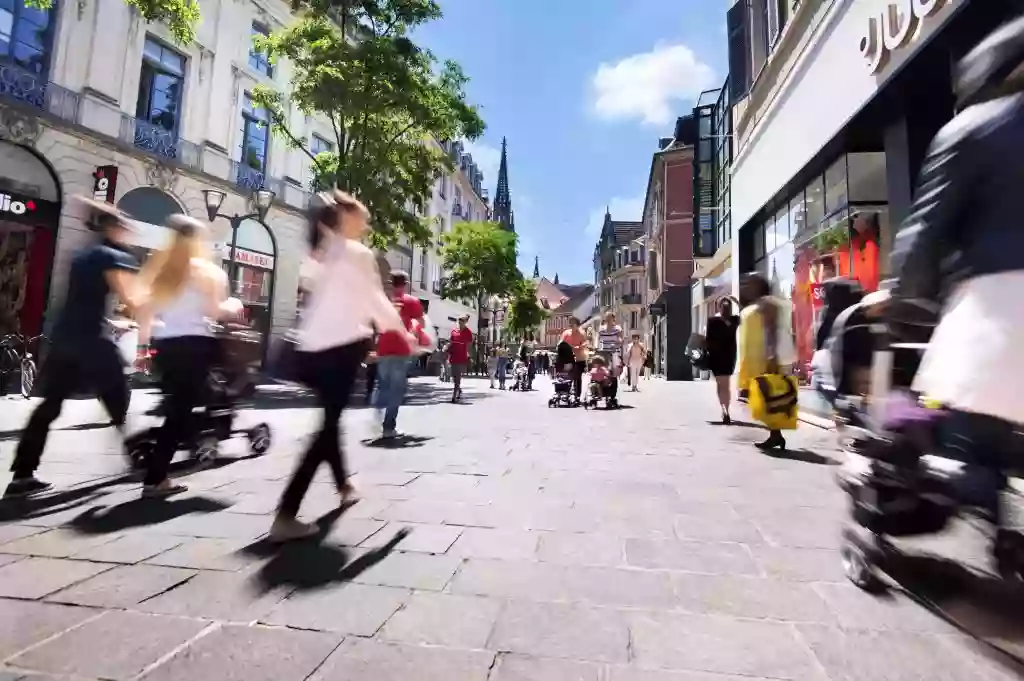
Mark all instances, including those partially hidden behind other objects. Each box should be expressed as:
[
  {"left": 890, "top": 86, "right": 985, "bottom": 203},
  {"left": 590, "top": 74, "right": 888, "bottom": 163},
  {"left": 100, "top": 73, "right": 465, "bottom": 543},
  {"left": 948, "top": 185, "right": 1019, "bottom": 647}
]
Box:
[
  {"left": 0, "top": 141, "right": 62, "bottom": 339},
  {"left": 222, "top": 218, "right": 276, "bottom": 359}
]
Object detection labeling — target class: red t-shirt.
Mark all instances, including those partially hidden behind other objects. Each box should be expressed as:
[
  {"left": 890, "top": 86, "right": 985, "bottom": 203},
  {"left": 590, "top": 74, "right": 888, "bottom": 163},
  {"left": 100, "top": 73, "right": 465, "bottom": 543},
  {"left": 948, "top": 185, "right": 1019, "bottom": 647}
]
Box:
[
  {"left": 377, "top": 293, "right": 424, "bottom": 356},
  {"left": 448, "top": 327, "right": 473, "bottom": 364}
]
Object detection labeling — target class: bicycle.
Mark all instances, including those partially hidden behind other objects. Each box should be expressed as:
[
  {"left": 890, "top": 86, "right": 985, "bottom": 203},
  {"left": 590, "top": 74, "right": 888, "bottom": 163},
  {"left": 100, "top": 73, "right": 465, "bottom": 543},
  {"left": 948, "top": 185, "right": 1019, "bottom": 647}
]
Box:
[{"left": 0, "top": 333, "right": 47, "bottom": 399}]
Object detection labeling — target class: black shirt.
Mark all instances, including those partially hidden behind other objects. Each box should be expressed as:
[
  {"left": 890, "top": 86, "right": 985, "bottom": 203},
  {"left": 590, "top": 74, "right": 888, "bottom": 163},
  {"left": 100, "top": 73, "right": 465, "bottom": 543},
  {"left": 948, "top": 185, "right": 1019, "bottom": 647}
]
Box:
[{"left": 51, "top": 239, "right": 138, "bottom": 344}]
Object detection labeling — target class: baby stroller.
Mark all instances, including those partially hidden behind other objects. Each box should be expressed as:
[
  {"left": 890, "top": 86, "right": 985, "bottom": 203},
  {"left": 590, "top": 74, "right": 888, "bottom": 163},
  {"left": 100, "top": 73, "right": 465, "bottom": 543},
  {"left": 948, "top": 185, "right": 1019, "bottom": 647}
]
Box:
[
  {"left": 548, "top": 340, "right": 579, "bottom": 408},
  {"left": 509, "top": 360, "right": 530, "bottom": 391},
  {"left": 823, "top": 296, "right": 1024, "bottom": 591},
  {"left": 126, "top": 322, "right": 272, "bottom": 469},
  {"left": 583, "top": 355, "right": 619, "bottom": 410}
]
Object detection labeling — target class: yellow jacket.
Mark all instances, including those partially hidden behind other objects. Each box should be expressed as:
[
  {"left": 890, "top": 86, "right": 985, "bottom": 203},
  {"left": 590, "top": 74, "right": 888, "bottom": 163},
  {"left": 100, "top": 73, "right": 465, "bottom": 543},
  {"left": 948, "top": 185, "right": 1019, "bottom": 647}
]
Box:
[{"left": 737, "top": 297, "right": 795, "bottom": 388}]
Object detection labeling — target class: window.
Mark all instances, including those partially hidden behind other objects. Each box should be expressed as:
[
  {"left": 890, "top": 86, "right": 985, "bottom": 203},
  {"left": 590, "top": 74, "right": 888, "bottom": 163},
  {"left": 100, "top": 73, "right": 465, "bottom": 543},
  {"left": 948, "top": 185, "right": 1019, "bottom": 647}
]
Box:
[
  {"left": 0, "top": 0, "right": 52, "bottom": 74},
  {"left": 418, "top": 247, "right": 428, "bottom": 288},
  {"left": 136, "top": 38, "right": 185, "bottom": 134},
  {"left": 248, "top": 23, "right": 272, "bottom": 77},
  {"left": 629, "top": 278, "right": 639, "bottom": 295},
  {"left": 630, "top": 311, "right": 638, "bottom": 329},
  {"left": 824, "top": 157, "right": 848, "bottom": 217},
  {"left": 805, "top": 175, "right": 825, "bottom": 230},
  {"left": 439, "top": 175, "right": 447, "bottom": 199},
  {"left": 238, "top": 93, "right": 269, "bottom": 172},
  {"left": 772, "top": 205, "right": 790, "bottom": 251},
  {"left": 311, "top": 134, "right": 332, "bottom": 156}
]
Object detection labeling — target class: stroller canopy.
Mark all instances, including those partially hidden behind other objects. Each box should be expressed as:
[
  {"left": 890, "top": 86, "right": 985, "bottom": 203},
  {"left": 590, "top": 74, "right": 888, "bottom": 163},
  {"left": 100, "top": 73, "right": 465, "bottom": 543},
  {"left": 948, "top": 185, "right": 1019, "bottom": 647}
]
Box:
[{"left": 555, "top": 340, "right": 575, "bottom": 367}]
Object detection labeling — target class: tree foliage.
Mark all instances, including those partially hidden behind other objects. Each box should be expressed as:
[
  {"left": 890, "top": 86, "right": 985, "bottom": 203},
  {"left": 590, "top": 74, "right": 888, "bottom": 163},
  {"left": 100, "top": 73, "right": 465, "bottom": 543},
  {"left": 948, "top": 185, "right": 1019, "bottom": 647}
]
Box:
[
  {"left": 27, "top": 0, "right": 199, "bottom": 44},
  {"left": 505, "top": 279, "right": 546, "bottom": 339},
  {"left": 439, "top": 220, "right": 520, "bottom": 302},
  {"left": 251, "top": 0, "right": 485, "bottom": 248}
]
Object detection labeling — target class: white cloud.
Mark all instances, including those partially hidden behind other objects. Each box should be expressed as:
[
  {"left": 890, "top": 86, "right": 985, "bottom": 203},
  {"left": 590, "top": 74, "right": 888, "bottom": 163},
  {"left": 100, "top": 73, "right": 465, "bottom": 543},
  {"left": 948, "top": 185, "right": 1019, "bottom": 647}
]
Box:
[
  {"left": 586, "top": 196, "right": 645, "bottom": 237},
  {"left": 590, "top": 43, "right": 716, "bottom": 126},
  {"left": 462, "top": 139, "right": 501, "bottom": 189}
]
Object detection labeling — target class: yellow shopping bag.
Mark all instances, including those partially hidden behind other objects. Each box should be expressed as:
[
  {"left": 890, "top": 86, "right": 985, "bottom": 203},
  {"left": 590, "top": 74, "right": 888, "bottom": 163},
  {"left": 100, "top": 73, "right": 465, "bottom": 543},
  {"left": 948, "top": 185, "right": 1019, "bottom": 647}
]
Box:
[{"left": 748, "top": 374, "right": 799, "bottom": 431}]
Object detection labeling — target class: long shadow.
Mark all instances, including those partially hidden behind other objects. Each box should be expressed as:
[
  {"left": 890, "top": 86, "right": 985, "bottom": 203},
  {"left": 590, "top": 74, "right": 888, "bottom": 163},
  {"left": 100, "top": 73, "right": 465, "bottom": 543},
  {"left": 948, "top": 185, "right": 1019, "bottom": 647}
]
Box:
[
  {"left": 706, "top": 419, "right": 766, "bottom": 429},
  {"left": 361, "top": 434, "right": 433, "bottom": 449},
  {"left": 766, "top": 448, "right": 841, "bottom": 466},
  {"left": 67, "top": 495, "right": 232, "bottom": 534},
  {"left": 240, "top": 506, "right": 409, "bottom": 593},
  {"left": 886, "top": 551, "right": 1024, "bottom": 672}
]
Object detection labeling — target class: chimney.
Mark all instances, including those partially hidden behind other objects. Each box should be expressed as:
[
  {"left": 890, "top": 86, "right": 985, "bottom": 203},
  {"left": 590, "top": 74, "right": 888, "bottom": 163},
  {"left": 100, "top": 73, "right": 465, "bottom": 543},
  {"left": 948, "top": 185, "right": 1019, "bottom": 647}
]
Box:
[{"left": 658, "top": 137, "right": 673, "bottom": 150}]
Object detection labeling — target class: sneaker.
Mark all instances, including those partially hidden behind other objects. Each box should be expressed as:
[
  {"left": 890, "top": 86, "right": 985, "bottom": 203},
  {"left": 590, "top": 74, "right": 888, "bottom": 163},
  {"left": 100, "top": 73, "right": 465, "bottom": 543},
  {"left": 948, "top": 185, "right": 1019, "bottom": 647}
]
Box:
[
  {"left": 269, "top": 517, "right": 318, "bottom": 542},
  {"left": 3, "top": 477, "right": 53, "bottom": 499},
  {"left": 381, "top": 429, "right": 403, "bottom": 439},
  {"left": 141, "top": 480, "right": 188, "bottom": 499}
]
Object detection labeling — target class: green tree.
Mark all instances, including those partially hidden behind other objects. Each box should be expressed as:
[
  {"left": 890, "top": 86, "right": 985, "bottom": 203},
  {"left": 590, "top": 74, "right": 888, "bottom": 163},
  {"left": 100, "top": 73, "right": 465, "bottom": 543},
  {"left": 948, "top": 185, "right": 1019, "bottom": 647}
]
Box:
[
  {"left": 505, "top": 279, "right": 546, "bottom": 340},
  {"left": 251, "top": 0, "right": 485, "bottom": 248},
  {"left": 438, "top": 220, "right": 520, "bottom": 303},
  {"left": 28, "top": 0, "right": 199, "bottom": 44}
]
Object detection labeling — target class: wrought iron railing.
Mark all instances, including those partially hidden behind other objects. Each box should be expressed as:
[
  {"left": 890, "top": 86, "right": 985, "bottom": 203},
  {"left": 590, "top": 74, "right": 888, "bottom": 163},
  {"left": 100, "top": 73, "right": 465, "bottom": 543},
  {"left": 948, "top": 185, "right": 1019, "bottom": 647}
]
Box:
[
  {"left": 119, "top": 115, "right": 201, "bottom": 170},
  {"left": 0, "top": 62, "right": 80, "bottom": 124},
  {"left": 230, "top": 159, "right": 284, "bottom": 196},
  {"left": 620, "top": 293, "right": 643, "bottom": 305}
]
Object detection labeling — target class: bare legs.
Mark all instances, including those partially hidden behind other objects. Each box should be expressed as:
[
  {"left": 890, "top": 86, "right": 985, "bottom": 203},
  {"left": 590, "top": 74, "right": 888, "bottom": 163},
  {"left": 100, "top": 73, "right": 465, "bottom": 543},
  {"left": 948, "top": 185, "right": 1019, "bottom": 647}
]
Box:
[{"left": 715, "top": 375, "right": 731, "bottom": 423}]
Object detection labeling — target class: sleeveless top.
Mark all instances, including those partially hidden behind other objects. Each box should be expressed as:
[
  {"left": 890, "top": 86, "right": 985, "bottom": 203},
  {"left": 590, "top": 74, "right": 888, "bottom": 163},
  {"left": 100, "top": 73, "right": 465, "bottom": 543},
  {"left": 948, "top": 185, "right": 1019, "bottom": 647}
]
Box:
[
  {"left": 597, "top": 325, "right": 622, "bottom": 352},
  {"left": 151, "top": 279, "right": 212, "bottom": 340}
]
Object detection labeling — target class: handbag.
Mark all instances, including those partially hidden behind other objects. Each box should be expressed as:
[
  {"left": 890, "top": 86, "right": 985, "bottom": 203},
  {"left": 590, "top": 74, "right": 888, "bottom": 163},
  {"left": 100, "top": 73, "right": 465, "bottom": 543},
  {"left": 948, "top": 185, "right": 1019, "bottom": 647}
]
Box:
[
  {"left": 685, "top": 333, "right": 710, "bottom": 370},
  {"left": 749, "top": 373, "right": 799, "bottom": 430}
]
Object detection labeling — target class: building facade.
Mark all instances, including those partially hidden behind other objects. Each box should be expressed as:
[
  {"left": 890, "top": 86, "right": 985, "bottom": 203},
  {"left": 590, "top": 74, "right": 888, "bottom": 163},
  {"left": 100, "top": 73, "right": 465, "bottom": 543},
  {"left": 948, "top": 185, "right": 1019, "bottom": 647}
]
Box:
[
  {"left": 643, "top": 116, "right": 697, "bottom": 380},
  {"left": 593, "top": 210, "right": 646, "bottom": 346},
  {"left": 724, "top": 0, "right": 1017, "bottom": 410}
]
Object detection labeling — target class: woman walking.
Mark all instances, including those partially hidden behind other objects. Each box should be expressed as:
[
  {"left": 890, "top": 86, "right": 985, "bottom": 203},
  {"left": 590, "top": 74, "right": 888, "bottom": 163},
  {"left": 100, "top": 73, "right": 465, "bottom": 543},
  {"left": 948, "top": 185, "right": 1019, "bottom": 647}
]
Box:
[
  {"left": 596, "top": 311, "right": 624, "bottom": 406},
  {"left": 270, "top": 190, "right": 406, "bottom": 541},
  {"left": 705, "top": 298, "right": 740, "bottom": 424},
  {"left": 625, "top": 333, "right": 646, "bottom": 392},
  {"left": 136, "top": 215, "right": 242, "bottom": 498},
  {"left": 560, "top": 317, "right": 588, "bottom": 399},
  {"left": 495, "top": 346, "right": 509, "bottom": 389}
]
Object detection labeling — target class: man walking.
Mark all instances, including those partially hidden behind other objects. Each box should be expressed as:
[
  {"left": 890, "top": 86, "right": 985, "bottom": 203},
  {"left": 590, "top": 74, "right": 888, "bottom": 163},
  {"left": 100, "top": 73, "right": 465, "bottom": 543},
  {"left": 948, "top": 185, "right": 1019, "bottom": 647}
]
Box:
[
  {"left": 373, "top": 271, "right": 423, "bottom": 439},
  {"left": 447, "top": 314, "right": 473, "bottom": 402}
]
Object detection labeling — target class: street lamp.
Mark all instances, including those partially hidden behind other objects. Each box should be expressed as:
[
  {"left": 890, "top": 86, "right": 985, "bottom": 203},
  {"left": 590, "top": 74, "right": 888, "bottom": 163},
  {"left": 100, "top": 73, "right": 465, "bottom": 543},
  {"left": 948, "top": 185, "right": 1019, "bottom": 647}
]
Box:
[{"left": 203, "top": 188, "right": 275, "bottom": 295}]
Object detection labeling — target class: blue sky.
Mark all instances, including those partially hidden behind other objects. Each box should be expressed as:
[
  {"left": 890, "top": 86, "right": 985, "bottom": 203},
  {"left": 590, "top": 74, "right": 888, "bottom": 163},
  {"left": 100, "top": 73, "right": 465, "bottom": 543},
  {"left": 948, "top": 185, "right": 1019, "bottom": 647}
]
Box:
[{"left": 415, "top": 0, "right": 728, "bottom": 285}]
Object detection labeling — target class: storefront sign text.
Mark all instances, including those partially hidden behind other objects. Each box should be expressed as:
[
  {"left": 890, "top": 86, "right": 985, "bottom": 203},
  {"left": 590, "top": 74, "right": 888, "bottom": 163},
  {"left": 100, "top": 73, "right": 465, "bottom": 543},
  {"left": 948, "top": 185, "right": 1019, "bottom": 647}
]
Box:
[
  {"left": 222, "top": 245, "right": 275, "bottom": 270},
  {"left": 0, "top": 193, "right": 34, "bottom": 215},
  {"left": 92, "top": 166, "right": 118, "bottom": 203},
  {"left": 0, "top": 191, "right": 59, "bottom": 226},
  {"left": 860, "top": 0, "right": 948, "bottom": 74}
]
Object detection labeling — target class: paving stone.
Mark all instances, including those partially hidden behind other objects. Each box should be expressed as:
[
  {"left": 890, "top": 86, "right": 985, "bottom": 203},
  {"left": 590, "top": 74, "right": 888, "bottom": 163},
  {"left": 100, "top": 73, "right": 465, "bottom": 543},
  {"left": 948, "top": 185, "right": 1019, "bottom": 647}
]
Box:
[
  {"left": 811, "top": 583, "right": 960, "bottom": 634},
  {"left": 747, "top": 509, "right": 844, "bottom": 550},
  {"left": 138, "top": 570, "right": 286, "bottom": 622},
  {"left": 262, "top": 583, "right": 409, "bottom": 635},
  {"left": 379, "top": 592, "right": 502, "bottom": 648},
  {"left": 628, "top": 611, "right": 823, "bottom": 680},
  {"left": 322, "top": 518, "right": 387, "bottom": 547},
  {"left": 0, "top": 557, "right": 112, "bottom": 600},
  {"left": 606, "top": 669, "right": 782, "bottom": 681},
  {"left": 489, "top": 654, "right": 602, "bottom": 681},
  {"left": 488, "top": 600, "right": 629, "bottom": 663},
  {"left": 350, "top": 471, "right": 420, "bottom": 487},
  {"left": 46, "top": 564, "right": 196, "bottom": 609},
  {"left": 155, "top": 512, "right": 269, "bottom": 540},
  {"left": 8, "top": 610, "right": 208, "bottom": 680},
  {"left": 747, "top": 545, "right": 847, "bottom": 582},
  {"left": 403, "top": 473, "right": 482, "bottom": 497},
  {"left": 0, "top": 553, "right": 23, "bottom": 568},
  {"left": 0, "top": 599, "right": 98, "bottom": 659},
  {"left": 0, "top": 524, "right": 45, "bottom": 546},
  {"left": 373, "top": 500, "right": 452, "bottom": 524},
  {"left": 309, "top": 638, "right": 495, "bottom": 681},
  {"left": 0, "top": 529, "right": 121, "bottom": 559},
  {"left": 535, "top": 532, "right": 624, "bottom": 566},
  {"left": 447, "top": 527, "right": 539, "bottom": 560},
  {"left": 672, "top": 511, "right": 766, "bottom": 545},
  {"left": 352, "top": 551, "right": 461, "bottom": 591},
  {"left": 624, "top": 538, "right": 760, "bottom": 575},
  {"left": 671, "top": 574, "right": 837, "bottom": 623},
  {"left": 360, "top": 522, "right": 462, "bottom": 554},
  {"left": 143, "top": 538, "right": 261, "bottom": 572},
  {"left": 71, "top": 533, "right": 185, "bottom": 564},
  {"left": 141, "top": 624, "right": 342, "bottom": 681}
]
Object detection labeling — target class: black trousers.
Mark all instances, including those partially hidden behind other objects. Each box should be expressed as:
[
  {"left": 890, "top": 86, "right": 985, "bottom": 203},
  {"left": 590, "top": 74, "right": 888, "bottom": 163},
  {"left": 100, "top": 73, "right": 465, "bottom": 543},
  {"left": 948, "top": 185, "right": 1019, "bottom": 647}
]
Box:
[
  {"left": 12, "top": 338, "right": 128, "bottom": 478},
  {"left": 278, "top": 339, "right": 367, "bottom": 519},
  {"left": 364, "top": 361, "right": 377, "bottom": 404},
  {"left": 571, "top": 361, "right": 586, "bottom": 398},
  {"left": 149, "top": 336, "right": 219, "bottom": 486}
]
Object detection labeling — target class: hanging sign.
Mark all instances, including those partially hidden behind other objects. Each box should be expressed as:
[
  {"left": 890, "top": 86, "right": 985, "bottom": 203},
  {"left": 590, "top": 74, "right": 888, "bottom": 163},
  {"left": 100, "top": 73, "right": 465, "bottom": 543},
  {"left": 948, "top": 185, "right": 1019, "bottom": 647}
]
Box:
[
  {"left": 92, "top": 166, "right": 119, "bottom": 203},
  {"left": 860, "top": 0, "right": 949, "bottom": 74}
]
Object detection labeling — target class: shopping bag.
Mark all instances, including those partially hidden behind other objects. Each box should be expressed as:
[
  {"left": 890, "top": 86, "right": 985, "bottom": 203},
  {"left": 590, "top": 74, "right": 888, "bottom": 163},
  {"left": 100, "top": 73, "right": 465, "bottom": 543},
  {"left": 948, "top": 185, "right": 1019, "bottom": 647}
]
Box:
[
  {"left": 265, "top": 330, "right": 303, "bottom": 384},
  {"left": 685, "top": 332, "right": 710, "bottom": 370},
  {"left": 748, "top": 373, "right": 799, "bottom": 431}
]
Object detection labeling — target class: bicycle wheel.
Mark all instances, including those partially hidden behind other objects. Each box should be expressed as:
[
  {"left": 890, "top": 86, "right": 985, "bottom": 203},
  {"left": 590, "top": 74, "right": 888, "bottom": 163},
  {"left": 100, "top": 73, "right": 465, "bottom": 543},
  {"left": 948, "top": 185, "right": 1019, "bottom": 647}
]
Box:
[{"left": 20, "top": 357, "right": 36, "bottom": 398}]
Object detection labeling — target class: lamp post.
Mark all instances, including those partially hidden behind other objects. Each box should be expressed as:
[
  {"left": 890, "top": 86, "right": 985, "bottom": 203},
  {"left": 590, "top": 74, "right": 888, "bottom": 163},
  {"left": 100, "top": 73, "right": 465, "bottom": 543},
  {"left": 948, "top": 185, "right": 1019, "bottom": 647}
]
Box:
[{"left": 202, "top": 188, "right": 275, "bottom": 296}]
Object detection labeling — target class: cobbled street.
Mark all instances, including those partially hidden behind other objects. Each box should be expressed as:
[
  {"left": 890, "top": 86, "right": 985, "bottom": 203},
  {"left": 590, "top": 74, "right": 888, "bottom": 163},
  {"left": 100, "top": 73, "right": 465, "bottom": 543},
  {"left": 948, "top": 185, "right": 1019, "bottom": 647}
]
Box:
[{"left": 0, "top": 377, "right": 1021, "bottom": 681}]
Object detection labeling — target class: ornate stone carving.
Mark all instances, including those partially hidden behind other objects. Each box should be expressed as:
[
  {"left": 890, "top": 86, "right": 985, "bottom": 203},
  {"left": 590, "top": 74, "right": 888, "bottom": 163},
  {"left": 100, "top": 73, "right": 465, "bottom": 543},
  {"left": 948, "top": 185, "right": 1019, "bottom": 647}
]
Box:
[
  {"left": 0, "top": 105, "right": 42, "bottom": 146},
  {"left": 146, "top": 161, "right": 178, "bottom": 192}
]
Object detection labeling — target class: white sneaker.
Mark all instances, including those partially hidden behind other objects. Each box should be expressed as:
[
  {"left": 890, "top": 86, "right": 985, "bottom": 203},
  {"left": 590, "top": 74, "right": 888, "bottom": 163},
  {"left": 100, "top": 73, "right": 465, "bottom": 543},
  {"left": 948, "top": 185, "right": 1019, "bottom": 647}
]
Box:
[{"left": 269, "top": 517, "right": 318, "bottom": 542}]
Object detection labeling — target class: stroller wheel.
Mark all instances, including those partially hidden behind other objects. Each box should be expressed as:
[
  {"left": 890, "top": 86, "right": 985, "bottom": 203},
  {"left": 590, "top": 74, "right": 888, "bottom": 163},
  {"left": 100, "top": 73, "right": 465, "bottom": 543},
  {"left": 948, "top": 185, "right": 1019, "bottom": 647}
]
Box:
[
  {"left": 127, "top": 436, "right": 155, "bottom": 471},
  {"left": 993, "top": 530, "right": 1024, "bottom": 582},
  {"left": 192, "top": 435, "right": 219, "bottom": 464},
  {"left": 841, "top": 537, "right": 883, "bottom": 592},
  {"left": 247, "top": 423, "right": 272, "bottom": 455}
]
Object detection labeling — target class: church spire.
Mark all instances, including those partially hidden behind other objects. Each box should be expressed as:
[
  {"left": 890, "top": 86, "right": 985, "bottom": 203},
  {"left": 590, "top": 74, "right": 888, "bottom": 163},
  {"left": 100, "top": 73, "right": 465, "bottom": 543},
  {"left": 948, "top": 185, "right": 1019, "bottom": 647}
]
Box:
[
  {"left": 553, "top": 272, "right": 559, "bottom": 285},
  {"left": 532, "top": 255, "right": 539, "bottom": 279},
  {"left": 493, "top": 137, "right": 515, "bottom": 232}
]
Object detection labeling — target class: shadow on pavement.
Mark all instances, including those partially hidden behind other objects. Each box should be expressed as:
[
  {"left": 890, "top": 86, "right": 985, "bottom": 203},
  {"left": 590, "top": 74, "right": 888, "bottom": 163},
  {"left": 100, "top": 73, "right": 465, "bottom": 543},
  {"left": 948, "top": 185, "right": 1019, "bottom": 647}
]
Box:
[
  {"left": 240, "top": 506, "right": 409, "bottom": 593},
  {"left": 361, "top": 434, "right": 433, "bottom": 449},
  {"left": 766, "top": 448, "right": 841, "bottom": 466},
  {"left": 886, "top": 552, "right": 1024, "bottom": 673},
  {"left": 706, "top": 419, "right": 766, "bottom": 429},
  {"left": 66, "top": 495, "right": 232, "bottom": 534}
]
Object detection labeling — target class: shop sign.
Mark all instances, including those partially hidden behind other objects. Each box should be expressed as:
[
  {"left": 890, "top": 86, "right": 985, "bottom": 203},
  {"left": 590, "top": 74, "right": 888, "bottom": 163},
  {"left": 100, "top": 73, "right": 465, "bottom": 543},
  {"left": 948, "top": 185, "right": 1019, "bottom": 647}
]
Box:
[
  {"left": 860, "top": 0, "right": 948, "bottom": 74},
  {"left": 222, "top": 245, "right": 275, "bottom": 270},
  {"left": 0, "top": 191, "right": 59, "bottom": 225},
  {"left": 810, "top": 282, "right": 827, "bottom": 308},
  {"left": 92, "top": 166, "right": 118, "bottom": 203}
]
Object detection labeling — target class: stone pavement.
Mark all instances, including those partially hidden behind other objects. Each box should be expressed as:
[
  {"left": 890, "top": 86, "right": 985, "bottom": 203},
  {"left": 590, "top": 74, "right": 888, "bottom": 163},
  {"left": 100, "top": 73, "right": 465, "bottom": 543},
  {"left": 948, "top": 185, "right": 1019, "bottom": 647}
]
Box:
[{"left": 0, "top": 377, "right": 1022, "bottom": 681}]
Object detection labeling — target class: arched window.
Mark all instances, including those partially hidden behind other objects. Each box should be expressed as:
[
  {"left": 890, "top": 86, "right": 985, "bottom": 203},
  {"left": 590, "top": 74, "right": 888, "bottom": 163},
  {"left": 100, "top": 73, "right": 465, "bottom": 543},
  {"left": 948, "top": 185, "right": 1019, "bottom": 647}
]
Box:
[
  {"left": 234, "top": 218, "right": 274, "bottom": 255},
  {"left": 116, "top": 187, "right": 184, "bottom": 252}
]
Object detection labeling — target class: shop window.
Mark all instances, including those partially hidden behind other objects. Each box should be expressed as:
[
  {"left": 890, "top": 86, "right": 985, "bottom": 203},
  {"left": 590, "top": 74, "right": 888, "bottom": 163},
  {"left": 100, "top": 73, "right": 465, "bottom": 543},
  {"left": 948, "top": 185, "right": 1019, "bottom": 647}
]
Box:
[
  {"left": 239, "top": 93, "right": 269, "bottom": 172},
  {"left": 847, "top": 152, "right": 888, "bottom": 203},
  {"left": 0, "top": 0, "right": 53, "bottom": 75},
  {"left": 805, "top": 175, "right": 825, "bottom": 230},
  {"left": 136, "top": 37, "right": 185, "bottom": 135},
  {"left": 789, "top": 191, "right": 807, "bottom": 242},
  {"left": 824, "top": 156, "right": 848, "bottom": 217},
  {"left": 772, "top": 206, "right": 790, "bottom": 253},
  {"left": 248, "top": 22, "right": 273, "bottom": 78},
  {"left": 753, "top": 223, "right": 765, "bottom": 260},
  {"left": 763, "top": 215, "right": 776, "bottom": 254}
]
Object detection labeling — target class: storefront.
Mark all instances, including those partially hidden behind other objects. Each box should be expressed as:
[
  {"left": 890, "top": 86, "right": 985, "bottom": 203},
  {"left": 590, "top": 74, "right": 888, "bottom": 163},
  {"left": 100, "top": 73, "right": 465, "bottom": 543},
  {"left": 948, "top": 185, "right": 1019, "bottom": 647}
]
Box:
[
  {"left": 221, "top": 218, "right": 277, "bottom": 356},
  {"left": 730, "top": 0, "right": 1020, "bottom": 412},
  {"left": 0, "top": 141, "right": 62, "bottom": 339}
]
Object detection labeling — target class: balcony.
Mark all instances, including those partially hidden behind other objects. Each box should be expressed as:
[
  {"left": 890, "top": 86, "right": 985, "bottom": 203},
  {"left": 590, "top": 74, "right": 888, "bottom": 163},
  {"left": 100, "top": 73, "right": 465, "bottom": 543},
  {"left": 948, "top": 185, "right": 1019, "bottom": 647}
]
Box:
[
  {"left": 119, "top": 115, "right": 201, "bottom": 171},
  {"left": 231, "top": 159, "right": 284, "bottom": 196},
  {"left": 620, "top": 293, "right": 643, "bottom": 306},
  {"left": 0, "top": 62, "right": 80, "bottom": 124}
]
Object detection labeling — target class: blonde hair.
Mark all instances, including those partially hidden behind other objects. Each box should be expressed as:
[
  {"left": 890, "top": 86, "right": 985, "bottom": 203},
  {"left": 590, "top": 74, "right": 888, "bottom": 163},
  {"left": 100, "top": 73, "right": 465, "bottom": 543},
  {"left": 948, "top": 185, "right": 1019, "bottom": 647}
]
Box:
[{"left": 140, "top": 215, "right": 208, "bottom": 306}]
